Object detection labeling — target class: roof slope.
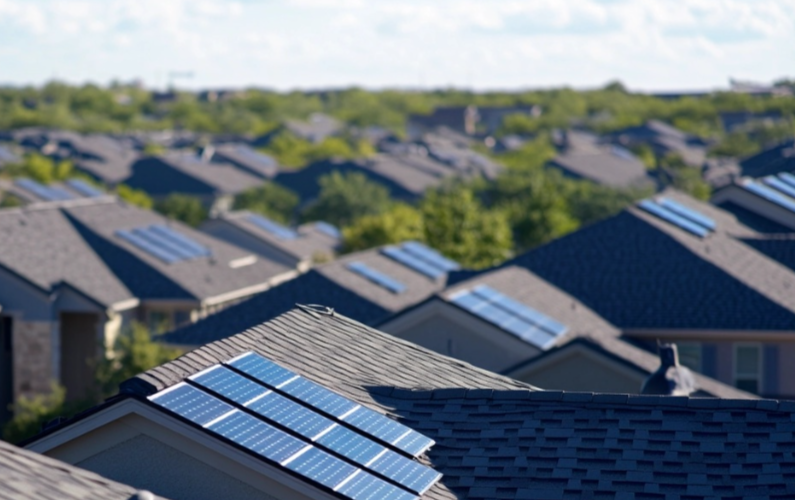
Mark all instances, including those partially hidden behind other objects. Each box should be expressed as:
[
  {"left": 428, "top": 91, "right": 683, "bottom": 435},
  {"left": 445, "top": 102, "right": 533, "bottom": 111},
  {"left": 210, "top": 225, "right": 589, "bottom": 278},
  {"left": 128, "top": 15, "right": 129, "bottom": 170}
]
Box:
[
  {"left": 550, "top": 131, "right": 652, "bottom": 188},
  {"left": 505, "top": 190, "right": 795, "bottom": 330},
  {"left": 0, "top": 439, "right": 163, "bottom": 500},
  {"left": 740, "top": 140, "right": 795, "bottom": 178},
  {"left": 127, "top": 155, "right": 263, "bottom": 196}
]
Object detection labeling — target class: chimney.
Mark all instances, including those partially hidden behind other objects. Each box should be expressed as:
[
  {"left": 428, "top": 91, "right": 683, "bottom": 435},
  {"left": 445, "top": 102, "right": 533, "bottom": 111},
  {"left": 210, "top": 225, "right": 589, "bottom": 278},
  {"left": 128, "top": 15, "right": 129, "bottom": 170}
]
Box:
[{"left": 641, "top": 343, "right": 696, "bottom": 396}]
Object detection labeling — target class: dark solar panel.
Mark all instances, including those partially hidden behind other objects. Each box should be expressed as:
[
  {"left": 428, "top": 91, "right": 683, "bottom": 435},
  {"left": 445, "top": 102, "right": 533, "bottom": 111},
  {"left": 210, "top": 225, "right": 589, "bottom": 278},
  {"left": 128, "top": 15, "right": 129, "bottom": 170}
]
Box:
[
  {"left": 247, "top": 392, "right": 335, "bottom": 440},
  {"left": 346, "top": 262, "right": 407, "bottom": 294},
  {"left": 342, "top": 407, "right": 411, "bottom": 448},
  {"left": 336, "top": 471, "right": 418, "bottom": 500},
  {"left": 658, "top": 197, "right": 716, "bottom": 231},
  {"left": 315, "top": 425, "right": 384, "bottom": 468},
  {"left": 116, "top": 224, "right": 210, "bottom": 263},
  {"left": 401, "top": 241, "right": 459, "bottom": 271},
  {"left": 15, "top": 178, "right": 73, "bottom": 201},
  {"left": 191, "top": 365, "right": 268, "bottom": 405},
  {"left": 149, "top": 383, "right": 233, "bottom": 427},
  {"left": 638, "top": 199, "right": 710, "bottom": 237},
  {"left": 369, "top": 451, "right": 441, "bottom": 494},
  {"left": 133, "top": 227, "right": 195, "bottom": 260},
  {"left": 47, "top": 186, "right": 77, "bottom": 201},
  {"left": 247, "top": 214, "right": 298, "bottom": 240},
  {"left": 381, "top": 246, "right": 444, "bottom": 279},
  {"left": 116, "top": 229, "right": 180, "bottom": 264},
  {"left": 66, "top": 179, "right": 105, "bottom": 197}
]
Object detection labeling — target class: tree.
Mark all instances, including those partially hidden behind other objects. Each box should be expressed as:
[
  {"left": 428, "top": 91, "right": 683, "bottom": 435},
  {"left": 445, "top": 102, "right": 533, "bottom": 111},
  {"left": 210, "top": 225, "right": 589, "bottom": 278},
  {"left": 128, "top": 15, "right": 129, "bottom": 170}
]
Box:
[
  {"left": 343, "top": 204, "right": 424, "bottom": 252},
  {"left": 658, "top": 153, "right": 711, "bottom": 200},
  {"left": 234, "top": 182, "right": 299, "bottom": 224},
  {"left": 262, "top": 132, "right": 314, "bottom": 168},
  {"left": 302, "top": 171, "right": 392, "bottom": 227},
  {"left": 421, "top": 185, "right": 513, "bottom": 269},
  {"left": 115, "top": 184, "right": 154, "bottom": 209},
  {"left": 2, "top": 384, "right": 69, "bottom": 444},
  {"left": 4, "top": 153, "right": 72, "bottom": 184},
  {"left": 155, "top": 194, "right": 208, "bottom": 227}
]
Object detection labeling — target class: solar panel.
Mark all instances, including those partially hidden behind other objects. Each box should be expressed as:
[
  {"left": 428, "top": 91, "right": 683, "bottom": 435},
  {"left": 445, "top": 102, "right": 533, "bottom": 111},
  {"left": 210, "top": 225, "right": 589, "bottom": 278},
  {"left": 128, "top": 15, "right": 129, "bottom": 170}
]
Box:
[
  {"left": 277, "top": 376, "right": 359, "bottom": 418},
  {"left": 743, "top": 180, "right": 795, "bottom": 213},
  {"left": 381, "top": 246, "right": 444, "bottom": 279},
  {"left": 401, "top": 241, "right": 460, "bottom": 271},
  {"left": 336, "top": 470, "right": 418, "bottom": 500},
  {"left": 15, "top": 178, "right": 73, "bottom": 201},
  {"left": 611, "top": 145, "right": 635, "bottom": 161},
  {"left": 658, "top": 197, "right": 716, "bottom": 231},
  {"left": 149, "top": 383, "right": 234, "bottom": 427},
  {"left": 47, "top": 186, "right": 76, "bottom": 201},
  {"left": 206, "top": 410, "right": 307, "bottom": 464},
  {"left": 228, "top": 351, "right": 296, "bottom": 387},
  {"left": 315, "top": 221, "right": 342, "bottom": 239},
  {"left": 191, "top": 365, "right": 269, "bottom": 405},
  {"left": 133, "top": 227, "right": 195, "bottom": 260},
  {"left": 368, "top": 451, "right": 441, "bottom": 494},
  {"left": 638, "top": 199, "right": 709, "bottom": 237},
  {"left": 778, "top": 172, "right": 795, "bottom": 190},
  {"left": 247, "top": 214, "right": 298, "bottom": 240},
  {"left": 115, "top": 229, "right": 180, "bottom": 263},
  {"left": 763, "top": 176, "right": 795, "bottom": 199},
  {"left": 149, "top": 224, "right": 211, "bottom": 258},
  {"left": 247, "top": 392, "right": 335, "bottom": 440},
  {"left": 236, "top": 146, "right": 276, "bottom": 166},
  {"left": 66, "top": 179, "right": 105, "bottom": 198},
  {"left": 284, "top": 447, "right": 357, "bottom": 490},
  {"left": 346, "top": 262, "right": 406, "bottom": 294}
]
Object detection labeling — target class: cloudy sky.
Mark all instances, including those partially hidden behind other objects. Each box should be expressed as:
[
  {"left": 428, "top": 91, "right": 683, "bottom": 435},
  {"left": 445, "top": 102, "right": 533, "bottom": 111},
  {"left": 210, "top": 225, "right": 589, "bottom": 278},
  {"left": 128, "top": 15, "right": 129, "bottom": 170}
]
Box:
[{"left": 0, "top": 0, "right": 792, "bottom": 91}]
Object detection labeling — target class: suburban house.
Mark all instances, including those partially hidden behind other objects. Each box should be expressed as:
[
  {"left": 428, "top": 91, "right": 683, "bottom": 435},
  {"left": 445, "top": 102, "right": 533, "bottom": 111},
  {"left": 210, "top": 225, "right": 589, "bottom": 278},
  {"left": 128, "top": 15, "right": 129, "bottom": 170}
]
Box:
[
  {"left": 253, "top": 113, "right": 343, "bottom": 146},
  {"left": 504, "top": 189, "right": 795, "bottom": 399},
  {"left": 0, "top": 177, "right": 107, "bottom": 206},
  {"left": 0, "top": 197, "right": 295, "bottom": 411},
  {"left": 609, "top": 119, "right": 708, "bottom": 167},
  {"left": 200, "top": 211, "right": 341, "bottom": 271},
  {"left": 719, "top": 110, "right": 785, "bottom": 133},
  {"left": 159, "top": 241, "right": 461, "bottom": 348},
  {"left": 711, "top": 172, "right": 795, "bottom": 231},
  {"left": 407, "top": 105, "right": 540, "bottom": 138},
  {"left": 124, "top": 153, "right": 264, "bottom": 212},
  {"left": 548, "top": 130, "right": 654, "bottom": 188},
  {"left": 0, "top": 438, "right": 165, "bottom": 500},
  {"left": 25, "top": 307, "right": 795, "bottom": 500},
  {"left": 738, "top": 139, "right": 795, "bottom": 178},
  {"left": 208, "top": 143, "right": 278, "bottom": 179}
]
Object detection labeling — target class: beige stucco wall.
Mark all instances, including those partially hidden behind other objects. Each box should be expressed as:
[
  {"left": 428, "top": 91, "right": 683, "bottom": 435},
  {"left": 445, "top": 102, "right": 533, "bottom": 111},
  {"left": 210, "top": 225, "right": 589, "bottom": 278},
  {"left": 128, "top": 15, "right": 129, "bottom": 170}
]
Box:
[
  {"left": 13, "top": 320, "right": 54, "bottom": 400},
  {"left": 512, "top": 351, "right": 647, "bottom": 393}
]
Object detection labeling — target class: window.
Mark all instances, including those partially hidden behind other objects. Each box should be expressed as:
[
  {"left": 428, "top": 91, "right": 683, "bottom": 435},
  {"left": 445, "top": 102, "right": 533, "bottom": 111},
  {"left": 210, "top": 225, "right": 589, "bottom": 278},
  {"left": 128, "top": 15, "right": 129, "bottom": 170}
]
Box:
[
  {"left": 677, "top": 342, "right": 702, "bottom": 372},
  {"left": 734, "top": 344, "right": 762, "bottom": 394}
]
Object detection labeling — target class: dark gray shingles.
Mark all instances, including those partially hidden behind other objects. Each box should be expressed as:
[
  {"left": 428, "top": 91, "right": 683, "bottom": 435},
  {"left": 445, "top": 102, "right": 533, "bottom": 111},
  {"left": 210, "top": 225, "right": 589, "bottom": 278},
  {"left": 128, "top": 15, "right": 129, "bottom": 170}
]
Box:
[
  {"left": 0, "top": 439, "right": 164, "bottom": 500},
  {"left": 157, "top": 154, "right": 264, "bottom": 194}
]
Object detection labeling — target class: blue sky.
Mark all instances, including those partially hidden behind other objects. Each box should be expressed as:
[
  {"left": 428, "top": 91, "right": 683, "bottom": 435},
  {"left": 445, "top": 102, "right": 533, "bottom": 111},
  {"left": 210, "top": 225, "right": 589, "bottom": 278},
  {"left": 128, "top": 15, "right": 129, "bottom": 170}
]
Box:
[{"left": 0, "top": 0, "right": 792, "bottom": 91}]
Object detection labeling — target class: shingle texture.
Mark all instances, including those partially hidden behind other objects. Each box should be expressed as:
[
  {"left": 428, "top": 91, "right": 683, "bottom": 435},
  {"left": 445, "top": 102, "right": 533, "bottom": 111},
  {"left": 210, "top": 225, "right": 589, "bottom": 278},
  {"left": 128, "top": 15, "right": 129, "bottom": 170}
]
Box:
[
  {"left": 126, "top": 309, "right": 795, "bottom": 500},
  {"left": 740, "top": 140, "right": 795, "bottom": 178},
  {"left": 0, "top": 438, "right": 165, "bottom": 500}
]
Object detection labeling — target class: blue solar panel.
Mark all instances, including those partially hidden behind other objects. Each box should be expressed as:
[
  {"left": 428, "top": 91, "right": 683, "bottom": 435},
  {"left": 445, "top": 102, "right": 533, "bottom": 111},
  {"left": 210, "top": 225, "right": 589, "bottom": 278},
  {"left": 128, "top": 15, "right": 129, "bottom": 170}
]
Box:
[
  {"left": 248, "top": 392, "right": 335, "bottom": 440},
  {"left": 191, "top": 366, "right": 269, "bottom": 405},
  {"left": 763, "top": 176, "right": 795, "bottom": 199},
  {"left": 401, "top": 241, "right": 459, "bottom": 272},
  {"left": 47, "top": 186, "right": 76, "bottom": 201},
  {"left": 369, "top": 451, "right": 441, "bottom": 495},
  {"left": 15, "top": 178, "right": 74, "bottom": 201},
  {"left": 149, "top": 383, "right": 234, "bottom": 427},
  {"left": 638, "top": 199, "right": 709, "bottom": 237},
  {"left": 236, "top": 146, "right": 276, "bottom": 166},
  {"left": 149, "top": 224, "right": 211, "bottom": 258},
  {"left": 133, "top": 227, "right": 195, "bottom": 260},
  {"left": 346, "top": 262, "right": 406, "bottom": 294},
  {"left": 279, "top": 377, "right": 359, "bottom": 418},
  {"left": 343, "top": 407, "right": 411, "bottom": 448},
  {"left": 284, "top": 446, "right": 357, "bottom": 490},
  {"left": 247, "top": 214, "right": 298, "bottom": 240},
  {"left": 315, "top": 425, "right": 384, "bottom": 467},
  {"left": 66, "top": 179, "right": 105, "bottom": 197},
  {"left": 207, "top": 410, "right": 307, "bottom": 464},
  {"left": 743, "top": 180, "right": 795, "bottom": 213},
  {"left": 778, "top": 172, "right": 795, "bottom": 189},
  {"left": 337, "top": 471, "right": 419, "bottom": 500},
  {"left": 116, "top": 229, "right": 180, "bottom": 264},
  {"left": 611, "top": 145, "right": 635, "bottom": 161},
  {"left": 381, "top": 246, "right": 444, "bottom": 279},
  {"left": 228, "top": 352, "right": 296, "bottom": 388},
  {"left": 658, "top": 197, "right": 716, "bottom": 231},
  {"left": 315, "top": 221, "right": 342, "bottom": 239}
]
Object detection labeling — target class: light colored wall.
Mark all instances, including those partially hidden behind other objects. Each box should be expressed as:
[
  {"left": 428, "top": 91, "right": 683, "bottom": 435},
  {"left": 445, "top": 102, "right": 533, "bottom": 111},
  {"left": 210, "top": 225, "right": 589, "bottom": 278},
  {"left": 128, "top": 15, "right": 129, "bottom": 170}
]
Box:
[
  {"left": 711, "top": 185, "right": 795, "bottom": 230},
  {"left": 13, "top": 320, "right": 54, "bottom": 400},
  {"left": 78, "top": 434, "right": 278, "bottom": 500},
  {"left": 0, "top": 267, "right": 51, "bottom": 320},
  {"left": 200, "top": 219, "right": 300, "bottom": 269}
]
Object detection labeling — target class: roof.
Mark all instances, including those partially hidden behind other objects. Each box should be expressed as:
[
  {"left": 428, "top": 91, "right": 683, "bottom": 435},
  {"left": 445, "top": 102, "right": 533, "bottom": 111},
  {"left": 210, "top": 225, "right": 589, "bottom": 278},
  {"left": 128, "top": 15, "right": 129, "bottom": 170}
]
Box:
[
  {"left": 284, "top": 113, "right": 343, "bottom": 143},
  {"left": 129, "top": 154, "right": 264, "bottom": 196},
  {"left": 740, "top": 140, "right": 795, "bottom": 178},
  {"left": 211, "top": 143, "right": 278, "bottom": 179},
  {"left": 504, "top": 189, "right": 795, "bottom": 330},
  {"left": 503, "top": 332, "right": 759, "bottom": 400},
  {"left": 160, "top": 244, "right": 453, "bottom": 346},
  {"left": 82, "top": 309, "right": 795, "bottom": 500},
  {"left": 0, "top": 438, "right": 163, "bottom": 500}
]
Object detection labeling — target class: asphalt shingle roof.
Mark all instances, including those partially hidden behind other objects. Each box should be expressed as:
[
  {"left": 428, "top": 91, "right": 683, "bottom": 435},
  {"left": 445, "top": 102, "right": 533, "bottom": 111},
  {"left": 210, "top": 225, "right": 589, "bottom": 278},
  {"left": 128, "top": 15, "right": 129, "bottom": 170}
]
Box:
[
  {"left": 740, "top": 140, "right": 795, "bottom": 178},
  {"left": 128, "top": 154, "right": 264, "bottom": 196},
  {"left": 0, "top": 439, "right": 163, "bottom": 500},
  {"left": 122, "top": 308, "right": 795, "bottom": 500}
]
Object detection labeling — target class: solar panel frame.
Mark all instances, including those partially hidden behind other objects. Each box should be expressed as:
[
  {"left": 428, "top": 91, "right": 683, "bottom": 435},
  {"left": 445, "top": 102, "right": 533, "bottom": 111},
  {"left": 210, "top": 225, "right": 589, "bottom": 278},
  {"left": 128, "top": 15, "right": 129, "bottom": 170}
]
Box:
[
  {"left": 638, "top": 199, "right": 709, "bottom": 237},
  {"left": 401, "top": 241, "right": 460, "bottom": 271},
  {"left": 247, "top": 214, "right": 299, "bottom": 240},
  {"left": 115, "top": 229, "right": 180, "bottom": 263},
  {"left": 743, "top": 180, "right": 795, "bottom": 213},
  {"left": 381, "top": 246, "right": 444, "bottom": 279},
  {"left": 66, "top": 179, "right": 105, "bottom": 198},
  {"left": 658, "top": 197, "right": 716, "bottom": 231},
  {"left": 368, "top": 450, "right": 441, "bottom": 495},
  {"left": 345, "top": 262, "right": 407, "bottom": 294},
  {"left": 149, "top": 383, "right": 234, "bottom": 427}
]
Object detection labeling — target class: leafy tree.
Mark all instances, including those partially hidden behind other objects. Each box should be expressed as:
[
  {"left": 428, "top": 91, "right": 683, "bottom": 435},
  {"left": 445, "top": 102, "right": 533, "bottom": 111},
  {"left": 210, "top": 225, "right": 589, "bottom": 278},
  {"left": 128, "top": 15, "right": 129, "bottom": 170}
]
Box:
[
  {"left": 262, "top": 132, "right": 314, "bottom": 168},
  {"left": 302, "top": 171, "right": 392, "bottom": 227},
  {"left": 306, "top": 137, "right": 354, "bottom": 163},
  {"left": 2, "top": 384, "right": 69, "bottom": 444},
  {"left": 116, "top": 184, "right": 154, "bottom": 209},
  {"left": 143, "top": 143, "right": 166, "bottom": 155},
  {"left": 421, "top": 185, "right": 513, "bottom": 269},
  {"left": 343, "top": 204, "right": 424, "bottom": 252},
  {"left": 0, "top": 193, "right": 22, "bottom": 208},
  {"left": 155, "top": 194, "right": 208, "bottom": 227},
  {"left": 658, "top": 153, "right": 711, "bottom": 200},
  {"left": 234, "top": 182, "right": 299, "bottom": 224},
  {"left": 3, "top": 153, "right": 72, "bottom": 184},
  {"left": 563, "top": 181, "right": 653, "bottom": 226}
]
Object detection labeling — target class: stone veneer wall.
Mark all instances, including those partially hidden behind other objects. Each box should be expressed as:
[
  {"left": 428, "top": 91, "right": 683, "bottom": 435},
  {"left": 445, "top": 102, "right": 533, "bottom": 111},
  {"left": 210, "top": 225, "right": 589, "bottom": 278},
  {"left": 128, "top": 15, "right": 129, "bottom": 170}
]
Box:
[{"left": 13, "top": 320, "right": 54, "bottom": 400}]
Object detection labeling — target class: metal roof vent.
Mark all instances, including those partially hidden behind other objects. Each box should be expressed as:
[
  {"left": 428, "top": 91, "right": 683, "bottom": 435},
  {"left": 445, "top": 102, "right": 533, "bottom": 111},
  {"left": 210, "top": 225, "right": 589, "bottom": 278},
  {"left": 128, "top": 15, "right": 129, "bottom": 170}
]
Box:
[{"left": 641, "top": 343, "right": 696, "bottom": 396}]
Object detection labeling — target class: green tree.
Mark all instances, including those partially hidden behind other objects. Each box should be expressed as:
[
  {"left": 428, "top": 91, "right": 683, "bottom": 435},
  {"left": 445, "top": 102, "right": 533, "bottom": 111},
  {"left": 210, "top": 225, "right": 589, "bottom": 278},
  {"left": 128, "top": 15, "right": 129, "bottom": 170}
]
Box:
[
  {"left": 306, "top": 137, "right": 354, "bottom": 163},
  {"left": 155, "top": 194, "right": 208, "bottom": 227},
  {"left": 116, "top": 184, "right": 154, "bottom": 209},
  {"left": 343, "top": 204, "right": 424, "bottom": 252},
  {"left": 421, "top": 185, "right": 513, "bottom": 269},
  {"left": 263, "top": 132, "right": 314, "bottom": 168},
  {"left": 302, "top": 171, "right": 392, "bottom": 227},
  {"left": 234, "top": 182, "right": 299, "bottom": 224},
  {"left": 2, "top": 384, "right": 68, "bottom": 444},
  {"left": 0, "top": 193, "right": 22, "bottom": 208},
  {"left": 658, "top": 153, "right": 711, "bottom": 200}
]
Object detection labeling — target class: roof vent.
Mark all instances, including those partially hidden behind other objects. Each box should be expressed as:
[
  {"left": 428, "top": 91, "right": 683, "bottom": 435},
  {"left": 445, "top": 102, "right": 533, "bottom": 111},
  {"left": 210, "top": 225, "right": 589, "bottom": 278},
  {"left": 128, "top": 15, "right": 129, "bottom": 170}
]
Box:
[
  {"left": 130, "top": 491, "right": 155, "bottom": 500},
  {"left": 641, "top": 343, "right": 696, "bottom": 396}
]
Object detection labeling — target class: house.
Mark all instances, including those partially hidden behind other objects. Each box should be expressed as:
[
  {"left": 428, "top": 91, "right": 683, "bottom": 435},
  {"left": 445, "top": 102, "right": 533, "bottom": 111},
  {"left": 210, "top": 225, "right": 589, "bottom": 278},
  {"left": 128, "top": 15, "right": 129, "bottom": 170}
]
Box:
[
  {"left": 158, "top": 241, "right": 460, "bottom": 347},
  {"left": 503, "top": 189, "right": 795, "bottom": 398},
  {"left": 711, "top": 172, "right": 795, "bottom": 231},
  {"left": 124, "top": 153, "right": 264, "bottom": 212},
  {"left": 253, "top": 113, "right": 343, "bottom": 146},
  {"left": 407, "top": 105, "right": 540, "bottom": 138},
  {"left": 719, "top": 110, "right": 785, "bottom": 133},
  {"left": 0, "top": 438, "right": 165, "bottom": 499},
  {"left": 208, "top": 143, "right": 278, "bottom": 179},
  {"left": 610, "top": 119, "right": 708, "bottom": 167},
  {"left": 25, "top": 307, "right": 795, "bottom": 500},
  {"left": 738, "top": 139, "right": 795, "bottom": 178},
  {"left": 418, "top": 128, "right": 502, "bottom": 180},
  {"left": 0, "top": 177, "right": 108, "bottom": 206},
  {"left": 200, "top": 212, "right": 341, "bottom": 271},
  {"left": 548, "top": 130, "right": 654, "bottom": 188},
  {"left": 0, "top": 197, "right": 295, "bottom": 409}
]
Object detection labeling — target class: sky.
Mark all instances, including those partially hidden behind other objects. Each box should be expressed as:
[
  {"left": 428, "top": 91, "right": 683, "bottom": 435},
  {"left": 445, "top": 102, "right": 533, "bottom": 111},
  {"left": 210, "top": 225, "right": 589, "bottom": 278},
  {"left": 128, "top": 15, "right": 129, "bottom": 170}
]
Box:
[{"left": 0, "top": 0, "right": 792, "bottom": 92}]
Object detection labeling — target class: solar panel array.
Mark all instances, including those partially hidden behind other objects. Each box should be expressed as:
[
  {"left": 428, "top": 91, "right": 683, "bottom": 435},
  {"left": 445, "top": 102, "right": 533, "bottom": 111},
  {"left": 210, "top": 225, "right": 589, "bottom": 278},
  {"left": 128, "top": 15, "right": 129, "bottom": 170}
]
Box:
[
  {"left": 638, "top": 197, "right": 716, "bottom": 237},
  {"left": 742, "top": 178, "right": 795, "bottom": 213},
  {"left": 247, "top": 214, "right": 299, "bottom": 240},
  {"left": 235, "top": 146, "right": 276, "bottom": 167},
  {"left": 380, "top": 242, "right": 460, "bottom": 280},
  {"left": 15, "top": 178, "right": 75, "bottom": 201},
  {"left": 66, "top": 179, "right": 105, "bottom": 198},
  {"left": 149, "top": 351, "right": 441, "bottom": 500},
  {"left": 115, "top": 224, "right": 211, "bottom": 264},
  {"left": 450, "top": 284, "right": 568, "bottom": 350},
  {"left": 314, "top": 221, "right": 342, "bottom": 240},
  {"left": 346, "top": 262, "right": 406, "bottom": 294}
]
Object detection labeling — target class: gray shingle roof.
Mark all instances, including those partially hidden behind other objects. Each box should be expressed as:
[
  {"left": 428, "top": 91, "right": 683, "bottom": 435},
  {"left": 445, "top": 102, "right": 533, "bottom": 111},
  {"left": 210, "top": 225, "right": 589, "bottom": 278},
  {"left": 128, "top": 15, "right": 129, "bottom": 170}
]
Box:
[
  {"left": 128, "top": 154, "right": 264, "bottom": 196},
  {"left": 123, "top": 308, "right": 795, "bottom": 500},
  {"left": 740, "top": 139, "right": 795, "bottom": 178},
  {"left": 0, "top": 439, "right": 164, "bottom": 500},
  {"left": 211, "top": 144, "right": 278, "bottom": 179}
]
